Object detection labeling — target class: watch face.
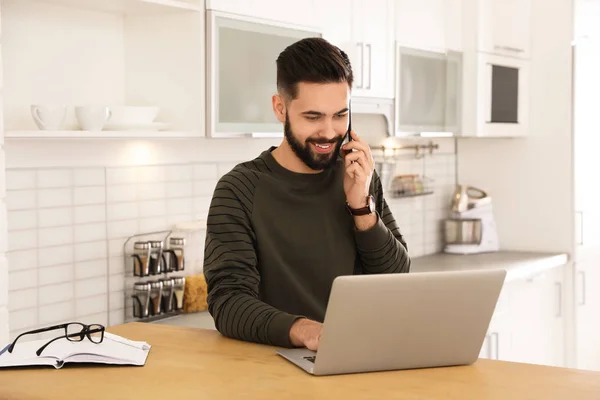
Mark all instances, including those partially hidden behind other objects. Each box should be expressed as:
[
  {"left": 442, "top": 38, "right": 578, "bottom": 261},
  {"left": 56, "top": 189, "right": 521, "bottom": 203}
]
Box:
[{"left": 368, "top": 195, "right": 375, "bottom": 213}]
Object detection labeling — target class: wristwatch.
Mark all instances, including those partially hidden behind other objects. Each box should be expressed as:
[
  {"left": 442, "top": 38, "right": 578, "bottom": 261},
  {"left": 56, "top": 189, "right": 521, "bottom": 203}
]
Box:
[{"left": 346, "top": 195, "right": 375, "bottom": 216}]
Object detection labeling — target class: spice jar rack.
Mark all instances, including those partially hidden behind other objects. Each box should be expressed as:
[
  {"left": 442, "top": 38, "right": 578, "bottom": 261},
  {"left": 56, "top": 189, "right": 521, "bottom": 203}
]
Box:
[
  {"left": 123, "top": 230, "right": 189, "bottom": 323},
  {"left": 388, "top": 174, "right": 434, "bottom": 199}
]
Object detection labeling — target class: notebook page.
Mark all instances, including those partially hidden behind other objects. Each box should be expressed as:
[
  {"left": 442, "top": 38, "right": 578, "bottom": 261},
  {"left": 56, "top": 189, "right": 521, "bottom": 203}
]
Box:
[
  {"left": 0, "top": 339, "right": 58, "bottom": 368},
  {"left": 0, "top": 333, "right": 151, "bottom": 367},
  {"left": 50, "top": 337, "right": 150, "bottom": 365}
]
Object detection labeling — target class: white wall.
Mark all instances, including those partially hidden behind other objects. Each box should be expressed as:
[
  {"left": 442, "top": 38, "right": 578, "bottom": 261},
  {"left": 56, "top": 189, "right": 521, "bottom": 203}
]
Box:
[
  {"left": 0, "top": 22, "right": 8, "bottom": 345},
  {"left": 456, "top": 0, "right": 574, "bottom": 256},
  {"left": 0, "top": 137, "right": 8, "bottom": 345}
]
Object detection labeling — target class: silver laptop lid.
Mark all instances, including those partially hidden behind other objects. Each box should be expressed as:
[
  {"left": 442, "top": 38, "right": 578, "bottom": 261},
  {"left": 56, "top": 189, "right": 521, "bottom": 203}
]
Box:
[{"left": 313, "top": 269, "right": 506, "bottom": 375}]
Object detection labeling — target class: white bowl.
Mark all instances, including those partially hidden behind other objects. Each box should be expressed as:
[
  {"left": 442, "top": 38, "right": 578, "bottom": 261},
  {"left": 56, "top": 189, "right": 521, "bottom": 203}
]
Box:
[{"left": 109, "top": 106, "right": 159, "bottom": 125}]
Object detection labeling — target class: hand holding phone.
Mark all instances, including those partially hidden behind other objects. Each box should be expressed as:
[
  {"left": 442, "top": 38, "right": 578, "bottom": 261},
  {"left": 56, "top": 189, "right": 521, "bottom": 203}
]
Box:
[
  {"left": 341, "top": 107, "right": 376, "bottom": 213},
  {"left": 339, "top": 103, "right": 352, "bottom": 157}
]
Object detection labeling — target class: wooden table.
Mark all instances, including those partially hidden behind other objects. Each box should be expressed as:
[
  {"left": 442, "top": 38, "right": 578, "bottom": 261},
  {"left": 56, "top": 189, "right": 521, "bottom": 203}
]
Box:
[{"left": 0, "top": 322, "right": 599, "bottom": 399}]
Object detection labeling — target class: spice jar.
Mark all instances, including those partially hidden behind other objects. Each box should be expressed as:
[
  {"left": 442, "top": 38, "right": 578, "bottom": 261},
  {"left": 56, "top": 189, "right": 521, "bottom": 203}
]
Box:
[
  {"left": 132, "top": 282, "right": 151, "bottom": 318},
  {"left": 159, "top": 278, "right": 175, "bottom": 313},
  {"left": 132, "top": 241, "right": 151, "bottom": 277},
  {"left": 148, "top": 280, "right": 163, "bottom": 316},
  {"left": 172, "top": 276, "right": 186, "bottom": 311},
  {"left": 149, "top": 240, "right": 165, "bottom": 275},
  {"left": 167, "top": 237, "right": 186, "bottom": 272}
]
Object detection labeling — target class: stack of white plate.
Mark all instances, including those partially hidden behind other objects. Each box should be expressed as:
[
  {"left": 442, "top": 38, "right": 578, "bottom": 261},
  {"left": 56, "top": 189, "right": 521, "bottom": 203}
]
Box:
[{"left": 103, "top": 106, "right": 169, "bottom": 131}]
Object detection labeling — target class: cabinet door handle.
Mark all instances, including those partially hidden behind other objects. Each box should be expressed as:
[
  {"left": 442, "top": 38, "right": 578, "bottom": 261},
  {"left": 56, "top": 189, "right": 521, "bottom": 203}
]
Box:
[
  {"left": 491, "top": 332, "right": 499, "bottom": 360},
  {"left": 555, "top": 282, "right": 562, "bottom": 317},
  {"left": 494, "top": 45, "right": 525, "bottom": 53},
  {"left": 356, "top": 42, "right": 364, "bottom": 89},
  {"left": 578, "top": 270, "right": 586, "bottom": 305},
  {"left": 365, "top": 43, "right": 372, "bottom": 90},
  {"left": 576, "top": 211, "right": 583, "bottom": 245}
]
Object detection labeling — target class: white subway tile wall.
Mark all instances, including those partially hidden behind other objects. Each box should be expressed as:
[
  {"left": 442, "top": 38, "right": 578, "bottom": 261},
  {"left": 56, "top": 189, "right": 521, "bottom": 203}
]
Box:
[
  {"left": 385, "top": 153, "right": 456, "bottom": 258},
  {"left": 4, "top": 154, "right": 455, "bottom": 339},
  {"left": 4, "top": 164, "right": 215, "bottom": 339}
]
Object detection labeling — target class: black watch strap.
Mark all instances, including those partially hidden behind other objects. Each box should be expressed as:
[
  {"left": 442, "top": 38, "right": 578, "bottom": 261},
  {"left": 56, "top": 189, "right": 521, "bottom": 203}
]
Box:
[{"left": 346, "top": 195, "right": 375, "bottom": 216}]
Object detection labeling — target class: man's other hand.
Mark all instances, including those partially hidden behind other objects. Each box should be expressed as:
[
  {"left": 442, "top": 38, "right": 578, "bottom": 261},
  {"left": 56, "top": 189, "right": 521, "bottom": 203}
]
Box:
[{"left": 289, "top": 318, "right": 322, "bottom": 350}]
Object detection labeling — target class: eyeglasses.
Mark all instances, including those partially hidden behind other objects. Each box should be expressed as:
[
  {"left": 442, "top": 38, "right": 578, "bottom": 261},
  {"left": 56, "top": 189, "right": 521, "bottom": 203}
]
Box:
[{"left": 8, "top": 322, "right": 105, "bottom": 356}]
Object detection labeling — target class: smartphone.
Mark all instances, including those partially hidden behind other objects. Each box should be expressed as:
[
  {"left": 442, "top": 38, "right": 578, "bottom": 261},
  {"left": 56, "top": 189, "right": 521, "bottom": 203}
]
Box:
[{"left": 340, "top": 101, "right": 352, "bottom": 157}]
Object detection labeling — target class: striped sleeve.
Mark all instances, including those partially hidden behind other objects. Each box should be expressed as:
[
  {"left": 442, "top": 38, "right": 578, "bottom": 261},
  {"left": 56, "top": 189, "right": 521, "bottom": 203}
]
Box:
[
  {"left": 203, "top": 167, "right": 303, "bottom": 348},
  {"left": 354, "top": 170, "right": 411, "bottom": 274}
]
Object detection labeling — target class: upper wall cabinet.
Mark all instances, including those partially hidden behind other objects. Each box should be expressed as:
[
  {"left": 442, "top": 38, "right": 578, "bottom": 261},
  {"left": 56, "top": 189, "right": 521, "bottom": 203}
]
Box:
[
  {"left": 395, "top": 47, "right": 462, "bottom": 136},
  {"left": 205, "top": 0, "right": 317, "bottom": 28},
  {"left": 395, "top": 0, "right": 463, "bottom": 52},
  {"left": 445, "top": 0, "right": 464, "bottom": 52},
  {"left": 2, "top": 0, "right": 205, "bottom": 139},
  {"left": 317, "top": 0, "right": 395, "bottom": 99},
  {"left": 205, "top": 10, "right": 321, "bottom": 137},
  {"left": 475, "top": 0, "right": 532, "bottom": 59},
  {"left": 459, "top": 0, "right": 531, "bottom": 137},
  {"left": 396, "top": 0, "right": 445, "bottom": 51}
]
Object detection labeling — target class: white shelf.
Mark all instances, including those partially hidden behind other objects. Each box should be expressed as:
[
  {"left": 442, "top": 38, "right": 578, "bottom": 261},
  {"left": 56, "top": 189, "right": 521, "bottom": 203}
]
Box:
[
  {"left": 4, "top": 130, "right": 200, "bottom": 139},
  {"left": 33, "top": 0, "right": 203, "bottom": 14}
]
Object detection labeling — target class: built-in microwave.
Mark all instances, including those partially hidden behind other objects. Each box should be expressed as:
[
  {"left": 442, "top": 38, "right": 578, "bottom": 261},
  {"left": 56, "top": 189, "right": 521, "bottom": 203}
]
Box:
[{"left": 395, "top": 45, "right": 462, "bottom": 136}]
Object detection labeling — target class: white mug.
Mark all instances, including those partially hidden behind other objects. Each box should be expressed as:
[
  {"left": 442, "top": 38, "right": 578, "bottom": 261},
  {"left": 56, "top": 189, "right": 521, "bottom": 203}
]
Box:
[
  {"left": 30, "top": 105, "right": 67, "bottom": 130},
  {"left": 75, "top": 106, "right": 112, "bottom": 131}
]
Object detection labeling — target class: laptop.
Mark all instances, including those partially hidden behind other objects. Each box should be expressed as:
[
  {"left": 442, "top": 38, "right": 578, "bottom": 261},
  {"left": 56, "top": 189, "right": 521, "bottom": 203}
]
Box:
[{"left": 277, "top": 269, "right": 506, "bottom": 376}]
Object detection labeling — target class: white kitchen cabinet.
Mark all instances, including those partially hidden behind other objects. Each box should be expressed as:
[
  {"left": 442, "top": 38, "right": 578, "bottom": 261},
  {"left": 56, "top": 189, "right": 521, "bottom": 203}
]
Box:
[
  {"left": 460, "top": 51, "right": 530, "bottom": 137},
  {"left": 506, "top": 268, "right": 565, "bottom": 367},
  {"left": 573, "top": 35, "right": 600, "bottom": 372},
  {"left": 205, "top": 0, "right": 317, "bottom": 28},
  {"left": 317, "top": 0, "right": 395, "bottom": 99},
  {"left": 396, "top": 0, "right": 463, "bottom": 53},
  {"left": 205, "top": 10, "right": 321, "bottom": 137},
  {"left": 458, "top": 0, "right": 531, "bottom": 137},
  {"left": 445, "top": 0, "right": 464, "bottom": 52},
  {"left": 1, "top": 0, "right": 205, "bottom": 138},
  {"left": 356, "top": 0, "right": 395, "bottom": 99},
  {"left": 574, "top": 249, "right": 600, "bottom": 372},
  {"left": 479, "top": 268, "right": 566, "bottom": 367},
  {"left": 474, "top": 0, "right": 532, "bottom": 59},
  {"left": 394, "top": 47, "right": 462, "bottom": 136},
  {"left": 396, "top": 0, "right": 446, "bottom": 52}
]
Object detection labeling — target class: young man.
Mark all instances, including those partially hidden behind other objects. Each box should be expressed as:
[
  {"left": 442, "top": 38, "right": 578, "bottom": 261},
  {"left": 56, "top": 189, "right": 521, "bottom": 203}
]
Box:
[{"left": 203, "top": 37, "right": 410, "bottom": 351}]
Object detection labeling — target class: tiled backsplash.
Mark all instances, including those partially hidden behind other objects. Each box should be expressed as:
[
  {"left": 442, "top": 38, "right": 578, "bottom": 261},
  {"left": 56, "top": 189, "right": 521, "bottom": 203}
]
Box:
[
  {"left": 4, "top": 150, "right": 455, "bottom": 340},
  {"left": 385, "top": 152, "right": 456, "bottom": 257},
  {"left": 5, "top": 163, "right": 218, "bottom": 340}
]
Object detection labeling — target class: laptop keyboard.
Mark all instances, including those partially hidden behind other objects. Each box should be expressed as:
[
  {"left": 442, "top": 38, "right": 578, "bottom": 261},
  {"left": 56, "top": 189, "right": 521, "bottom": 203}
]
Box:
[{"left": 303, "top": 356, "right": 316, "bottom": 363}]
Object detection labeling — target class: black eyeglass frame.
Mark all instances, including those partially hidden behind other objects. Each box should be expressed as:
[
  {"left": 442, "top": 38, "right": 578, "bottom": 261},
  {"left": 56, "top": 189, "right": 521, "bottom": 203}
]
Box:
[{"left": 7, "top": 322, "right": 105, "bottom": 356}]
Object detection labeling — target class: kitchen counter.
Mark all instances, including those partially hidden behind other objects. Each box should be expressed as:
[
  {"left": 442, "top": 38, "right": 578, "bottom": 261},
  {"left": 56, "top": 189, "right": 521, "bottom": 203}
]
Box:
[
  {"left": 411, "top": 251, "right": 569, "bottom": 282},
  {"left": 152, "top": 251, "right": 569, "bottom": 331},
  {"left": 1, "top": 323, "right": 598, "bottom": 399},
  {"left": 152, "top": 310, "right": 215, "bottom": 330}
]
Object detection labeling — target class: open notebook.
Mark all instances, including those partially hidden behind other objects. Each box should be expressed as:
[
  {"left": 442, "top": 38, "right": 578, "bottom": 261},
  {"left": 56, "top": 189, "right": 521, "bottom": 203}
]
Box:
[{"left": 0, "top": 332, "right": 151, "bottom": 369}]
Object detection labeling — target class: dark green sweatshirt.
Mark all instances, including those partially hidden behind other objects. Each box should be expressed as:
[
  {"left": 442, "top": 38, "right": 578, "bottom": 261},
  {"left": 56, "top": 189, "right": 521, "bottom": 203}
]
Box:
[{"left": 203, "top": 147, "right": 410, "bottom": 348}]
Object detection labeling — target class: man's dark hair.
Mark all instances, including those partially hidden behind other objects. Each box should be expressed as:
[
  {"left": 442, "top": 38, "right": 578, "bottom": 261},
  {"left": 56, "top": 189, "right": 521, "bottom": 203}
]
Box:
[{"left": 276, "top": 37, "right": 353, "bottom": 101}]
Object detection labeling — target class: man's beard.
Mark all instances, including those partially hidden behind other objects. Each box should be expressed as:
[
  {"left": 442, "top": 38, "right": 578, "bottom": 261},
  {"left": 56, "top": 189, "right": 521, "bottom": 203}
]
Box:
[{"left": 284, "top": 113, "right": 343, "bottom": 171}]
